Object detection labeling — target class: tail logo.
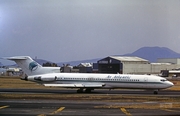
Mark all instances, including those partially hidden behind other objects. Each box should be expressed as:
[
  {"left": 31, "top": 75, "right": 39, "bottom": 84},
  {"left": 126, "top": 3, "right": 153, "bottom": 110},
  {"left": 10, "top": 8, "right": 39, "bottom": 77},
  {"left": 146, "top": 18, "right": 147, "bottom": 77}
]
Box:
[{"left": 29, "top": 62, "right": 38, "bottom": 71}]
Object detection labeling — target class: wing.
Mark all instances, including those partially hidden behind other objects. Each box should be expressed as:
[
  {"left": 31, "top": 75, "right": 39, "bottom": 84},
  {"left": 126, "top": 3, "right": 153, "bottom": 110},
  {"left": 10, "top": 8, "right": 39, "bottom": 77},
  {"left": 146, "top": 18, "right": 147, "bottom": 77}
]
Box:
[{"left": 44, "top": 83, "right": 105, "bottom": 88}]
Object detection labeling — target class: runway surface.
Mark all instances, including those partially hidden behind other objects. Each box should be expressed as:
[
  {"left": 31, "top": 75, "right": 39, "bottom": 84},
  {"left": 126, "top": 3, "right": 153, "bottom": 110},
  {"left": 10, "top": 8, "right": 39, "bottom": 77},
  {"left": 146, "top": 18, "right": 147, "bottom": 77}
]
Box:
[
  {"left": 0, "top": 99, "right": 180, "bottom": 116},
  {"left": 0, "top": 89, "right": 180, "bottom": 115},
  {"left": 1, "top": 88, "right": 180, "bottom": 95}
]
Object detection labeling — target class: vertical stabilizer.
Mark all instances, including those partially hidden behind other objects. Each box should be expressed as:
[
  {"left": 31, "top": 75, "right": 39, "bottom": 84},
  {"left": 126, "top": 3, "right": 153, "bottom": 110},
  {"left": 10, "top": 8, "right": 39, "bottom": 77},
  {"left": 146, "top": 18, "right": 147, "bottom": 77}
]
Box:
[{"left": 5, "top": 56, "right": 42, "bottom": 76}]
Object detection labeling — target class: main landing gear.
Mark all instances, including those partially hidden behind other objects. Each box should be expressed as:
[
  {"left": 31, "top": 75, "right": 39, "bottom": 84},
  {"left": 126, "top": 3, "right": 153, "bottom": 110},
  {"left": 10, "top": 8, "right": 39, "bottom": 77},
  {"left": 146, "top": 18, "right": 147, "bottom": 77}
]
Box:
[
  {"left": 153, "top": 90, "right": 159, "bottom": 94},
  {"left": 77, "top": 88, "right": 84, "bottom": 93},
  {"left": 77, "top": 88, "right": 93, "bottom": 93}
]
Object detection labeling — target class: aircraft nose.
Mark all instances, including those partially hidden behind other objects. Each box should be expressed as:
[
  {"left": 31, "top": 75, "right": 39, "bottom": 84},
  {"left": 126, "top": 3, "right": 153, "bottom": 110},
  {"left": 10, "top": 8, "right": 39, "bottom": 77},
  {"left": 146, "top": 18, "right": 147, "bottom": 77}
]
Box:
[{"left": 167, "top": 81, "right": 174, "bottom": 87}]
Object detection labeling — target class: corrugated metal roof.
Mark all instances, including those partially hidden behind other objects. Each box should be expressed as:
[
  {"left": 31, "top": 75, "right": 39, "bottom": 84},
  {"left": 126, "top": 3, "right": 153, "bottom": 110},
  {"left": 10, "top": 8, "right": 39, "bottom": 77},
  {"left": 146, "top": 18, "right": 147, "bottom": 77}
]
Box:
[
  {"left": 78, "top": 63, "right": 92, "bottom": 67},
  {"left": 109, "top": 56, "right": 149, "bottom": 62}
]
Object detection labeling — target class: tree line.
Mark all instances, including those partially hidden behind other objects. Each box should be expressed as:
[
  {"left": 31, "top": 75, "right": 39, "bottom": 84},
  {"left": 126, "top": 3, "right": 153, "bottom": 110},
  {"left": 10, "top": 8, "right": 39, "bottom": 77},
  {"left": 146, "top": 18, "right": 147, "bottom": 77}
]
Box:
[{"left": 42, "top": 62, "right": 58, "bottom": 67}]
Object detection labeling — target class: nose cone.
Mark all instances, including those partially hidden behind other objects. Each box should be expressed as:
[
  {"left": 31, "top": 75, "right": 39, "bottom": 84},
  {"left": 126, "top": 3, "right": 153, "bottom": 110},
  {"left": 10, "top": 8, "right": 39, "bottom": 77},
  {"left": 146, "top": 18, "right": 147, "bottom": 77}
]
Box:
[{"left": 167, "top": 81, "right": 174, "bottom": 88}]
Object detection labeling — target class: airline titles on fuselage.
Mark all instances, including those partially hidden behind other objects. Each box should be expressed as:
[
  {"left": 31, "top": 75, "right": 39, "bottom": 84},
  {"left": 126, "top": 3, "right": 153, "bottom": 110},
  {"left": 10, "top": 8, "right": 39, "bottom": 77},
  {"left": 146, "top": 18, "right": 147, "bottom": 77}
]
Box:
[{"left": 107, "top": 75, "right": 131, "bottom": 79}]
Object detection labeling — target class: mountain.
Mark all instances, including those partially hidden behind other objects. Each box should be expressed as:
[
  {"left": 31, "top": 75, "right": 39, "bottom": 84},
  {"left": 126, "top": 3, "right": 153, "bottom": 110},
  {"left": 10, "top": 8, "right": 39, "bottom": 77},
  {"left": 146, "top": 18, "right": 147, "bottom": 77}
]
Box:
[
  {"left": 0, "top": 62, "right": 3, "bottom": 66},
  {"left": 56, "top": 58, "right": 101, "bottom": 66},
  {"left": 34, "top": 58, "right": 101, "bottom": 66},
  {"left": 4, "top": 46, "right": 180, "bottom": 66},
  {"left": 34, "top": 59, "right": 54, "bottom": 65},
  {"left": 123, "top": 47, "right": 180, "bottom": 62},
  {"left": 57, "top": 47, "right": 180, "bottom": 65}
]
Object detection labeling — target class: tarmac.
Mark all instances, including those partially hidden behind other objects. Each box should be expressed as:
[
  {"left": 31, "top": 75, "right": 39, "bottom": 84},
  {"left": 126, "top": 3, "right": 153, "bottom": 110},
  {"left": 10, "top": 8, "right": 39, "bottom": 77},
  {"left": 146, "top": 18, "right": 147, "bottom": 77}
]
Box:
[
  {"left": 1, "top": 99, "right": 180, "bottom": 116},
  {"left": 1, "top": 88, "right": 180, "bottom": 95},
  {"left": 0, "top": 89, "right": 180, "bottom": 116}
]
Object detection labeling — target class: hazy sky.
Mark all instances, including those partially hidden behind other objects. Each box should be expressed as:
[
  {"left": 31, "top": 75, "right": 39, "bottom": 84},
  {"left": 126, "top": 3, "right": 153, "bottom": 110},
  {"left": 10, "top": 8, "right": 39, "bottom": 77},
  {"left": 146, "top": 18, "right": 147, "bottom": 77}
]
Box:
[{"left": 0, "top": 0, "right": 180, "bottom": 64}]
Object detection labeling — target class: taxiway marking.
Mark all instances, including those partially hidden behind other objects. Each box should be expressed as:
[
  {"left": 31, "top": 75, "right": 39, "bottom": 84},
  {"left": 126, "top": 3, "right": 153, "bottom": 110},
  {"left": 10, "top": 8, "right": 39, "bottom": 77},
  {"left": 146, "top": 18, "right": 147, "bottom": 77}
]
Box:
[
  {"left": 161, "top": 108, "right": 180, "bottom": 112},
  {"left": 50, "top": 107, "right": 65, "bottom": 115},
  {"left": 37, "top": 114, "right": 46, "bottom": 116},
  {"left": 120, "top": 108, "right": 132, "bottom": 116},
  {"left": 38, "top": 107, "right": 65, "bottom": 116},
  {"left": 0, "top": 105, "right": 9, "bottom": 109}
]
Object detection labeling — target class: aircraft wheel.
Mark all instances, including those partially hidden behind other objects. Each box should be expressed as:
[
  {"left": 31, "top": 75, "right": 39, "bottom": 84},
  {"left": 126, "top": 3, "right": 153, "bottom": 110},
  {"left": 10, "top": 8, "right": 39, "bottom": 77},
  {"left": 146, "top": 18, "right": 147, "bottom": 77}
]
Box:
[
  {"left": 153, "top": 91, "right": 158, "bottom": 94},
  {"left": 77, "top": 89, "right": 83, "bottom": 93},
  {"left": 85, "top": 89, "right": 92, "bottom": 93}
]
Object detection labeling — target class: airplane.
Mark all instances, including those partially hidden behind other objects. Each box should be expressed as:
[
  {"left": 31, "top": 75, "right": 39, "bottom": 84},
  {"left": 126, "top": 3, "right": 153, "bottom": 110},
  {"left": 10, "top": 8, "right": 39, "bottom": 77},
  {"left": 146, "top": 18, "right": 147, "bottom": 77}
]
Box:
[{"left": 4, "top": 56, "right": 174, "bottom": 94}]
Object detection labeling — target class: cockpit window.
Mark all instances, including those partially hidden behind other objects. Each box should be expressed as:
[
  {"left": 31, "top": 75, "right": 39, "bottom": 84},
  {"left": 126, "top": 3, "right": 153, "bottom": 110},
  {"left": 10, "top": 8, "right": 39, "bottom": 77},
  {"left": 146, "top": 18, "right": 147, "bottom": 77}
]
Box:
[{"left": 160, "top": 79, "right": 167, "bottom": 82}]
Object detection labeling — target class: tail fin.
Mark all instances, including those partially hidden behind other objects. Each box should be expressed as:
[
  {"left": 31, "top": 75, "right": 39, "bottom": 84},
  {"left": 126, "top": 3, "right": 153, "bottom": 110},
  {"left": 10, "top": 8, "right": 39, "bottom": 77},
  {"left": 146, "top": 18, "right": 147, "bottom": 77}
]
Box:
[
  {"left": 4, "top": 56, "right": 60, "bottom": 76},
  {"left": 4, "top": 56, "right": 43, "bottom": 76}
]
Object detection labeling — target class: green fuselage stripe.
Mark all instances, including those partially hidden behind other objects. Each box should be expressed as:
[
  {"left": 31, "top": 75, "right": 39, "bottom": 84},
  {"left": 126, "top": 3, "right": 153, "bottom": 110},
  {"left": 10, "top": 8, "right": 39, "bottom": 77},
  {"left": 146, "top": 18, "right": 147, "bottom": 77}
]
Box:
[{"left": 55, "top": 80, "right": 162, "bottom": 84}]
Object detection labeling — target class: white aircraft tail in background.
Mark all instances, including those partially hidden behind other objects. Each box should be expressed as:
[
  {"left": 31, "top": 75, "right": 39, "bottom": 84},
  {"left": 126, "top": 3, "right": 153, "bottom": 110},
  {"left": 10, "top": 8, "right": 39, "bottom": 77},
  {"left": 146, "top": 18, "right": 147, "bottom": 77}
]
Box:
[{"left": 4, "top": 56, "right": 174, "bottom": 94}]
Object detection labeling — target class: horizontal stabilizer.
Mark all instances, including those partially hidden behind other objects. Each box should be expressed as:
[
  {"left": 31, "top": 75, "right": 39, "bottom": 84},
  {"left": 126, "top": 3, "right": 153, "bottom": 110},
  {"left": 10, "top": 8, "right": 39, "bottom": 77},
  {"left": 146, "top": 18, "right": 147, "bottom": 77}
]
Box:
[{"left": 2, "top": 56, "right": 29, "bottom": 60}]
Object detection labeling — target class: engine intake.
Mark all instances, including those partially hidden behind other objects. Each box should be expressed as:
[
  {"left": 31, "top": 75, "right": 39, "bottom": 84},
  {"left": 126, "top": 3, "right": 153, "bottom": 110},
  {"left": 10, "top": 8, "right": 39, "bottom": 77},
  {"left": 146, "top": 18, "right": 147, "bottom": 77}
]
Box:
[{"left": 34, "top": 76, "right": 42, "bottom": 81}]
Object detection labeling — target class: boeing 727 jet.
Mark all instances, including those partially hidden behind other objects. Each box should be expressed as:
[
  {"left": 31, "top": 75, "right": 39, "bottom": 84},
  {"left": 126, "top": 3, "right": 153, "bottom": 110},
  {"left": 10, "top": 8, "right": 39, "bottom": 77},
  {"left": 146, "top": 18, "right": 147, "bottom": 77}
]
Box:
[{"left": 4, "top": 56, "right": 174, "bottom": 94}]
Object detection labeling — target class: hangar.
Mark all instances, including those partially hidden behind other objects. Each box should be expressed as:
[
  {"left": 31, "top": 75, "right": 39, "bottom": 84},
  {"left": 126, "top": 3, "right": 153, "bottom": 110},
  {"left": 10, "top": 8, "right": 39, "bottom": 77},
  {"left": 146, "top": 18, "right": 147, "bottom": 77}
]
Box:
[
  {"left": 98, "top": 56, "right": 180, "bottom": 74},
  {"left": 158, "top": 58, "right": 180, "bottom": 64},
  {"left": 98, "top": 56, "right": 149, "bottom": 74}
]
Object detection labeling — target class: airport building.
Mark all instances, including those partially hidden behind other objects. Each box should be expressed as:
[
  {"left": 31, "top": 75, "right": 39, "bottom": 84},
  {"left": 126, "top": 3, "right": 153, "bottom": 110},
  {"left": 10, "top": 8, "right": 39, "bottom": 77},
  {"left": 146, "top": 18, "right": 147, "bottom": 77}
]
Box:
[
  {"left": 157, "top": 58, "right": 180, "bottom": 77},
  {"left": 60, "top": 56, "right": 180, "bottom": 75},
  {"left": 77, "top": 63, "right": 93, "bottom": 73},
  {"left": 97, "top": 56, "right": 180, "bottom": 74},
  {"left": 98, "top": 56, "right": 149, "bottom": 74},
  {"left": 0, "top": 67, "right": 23, "bottom": 76},
  {"left": 157, "top": 58, "right": 180, "bottom": 64}
]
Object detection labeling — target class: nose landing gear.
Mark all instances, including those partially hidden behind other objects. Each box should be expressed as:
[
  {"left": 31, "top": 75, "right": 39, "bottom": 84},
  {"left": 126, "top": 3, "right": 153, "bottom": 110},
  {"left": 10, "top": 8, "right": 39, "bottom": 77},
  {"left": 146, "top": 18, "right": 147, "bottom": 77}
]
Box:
[
  {"left": 153, "top": 90, "right": 159, "bottom": 94},
  {"left": 77, "top": 88, "right": 93, "bottom": 93}
]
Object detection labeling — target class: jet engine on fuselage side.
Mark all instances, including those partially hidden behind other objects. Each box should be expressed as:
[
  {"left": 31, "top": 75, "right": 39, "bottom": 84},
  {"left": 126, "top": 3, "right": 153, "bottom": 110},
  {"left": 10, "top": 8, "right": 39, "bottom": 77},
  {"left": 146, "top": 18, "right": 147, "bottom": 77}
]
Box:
[{"left": 34, "top": 75, "right": 57, "bottom": 82}]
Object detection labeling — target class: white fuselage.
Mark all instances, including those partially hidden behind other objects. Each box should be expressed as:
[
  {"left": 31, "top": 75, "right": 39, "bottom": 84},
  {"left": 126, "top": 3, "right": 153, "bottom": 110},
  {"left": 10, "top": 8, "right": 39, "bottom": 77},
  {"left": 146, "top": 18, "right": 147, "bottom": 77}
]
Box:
[{"left": 27, "top": 73, "right": 174, "bottom": 90}]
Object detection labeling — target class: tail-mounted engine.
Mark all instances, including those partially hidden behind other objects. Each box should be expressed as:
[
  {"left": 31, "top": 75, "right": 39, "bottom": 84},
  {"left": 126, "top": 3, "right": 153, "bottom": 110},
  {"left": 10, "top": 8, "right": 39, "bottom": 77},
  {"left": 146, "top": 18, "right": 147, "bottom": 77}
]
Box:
[{"left": 34, "top": 76, "right": 57, "bottom": 82}]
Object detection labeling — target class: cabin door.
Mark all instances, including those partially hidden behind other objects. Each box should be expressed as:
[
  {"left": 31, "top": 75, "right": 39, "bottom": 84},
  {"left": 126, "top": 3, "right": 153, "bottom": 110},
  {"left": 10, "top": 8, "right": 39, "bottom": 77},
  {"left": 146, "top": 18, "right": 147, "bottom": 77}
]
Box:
[
  {"left": 144, "top": 77, "right": 148, "bottom": 88},
  {"left": 144, "top": 77, "right": 148, "bottom": 82}
]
